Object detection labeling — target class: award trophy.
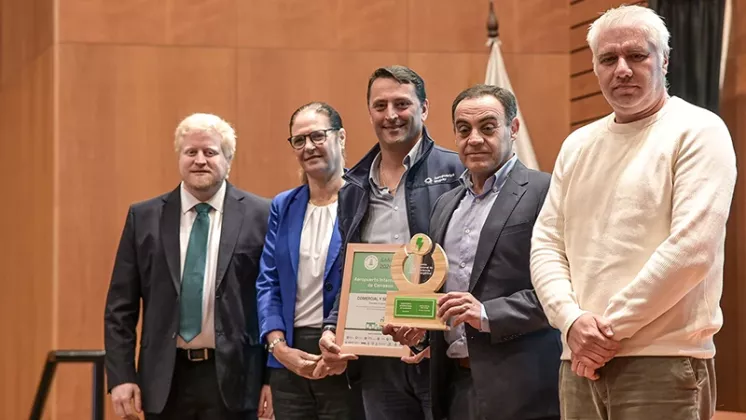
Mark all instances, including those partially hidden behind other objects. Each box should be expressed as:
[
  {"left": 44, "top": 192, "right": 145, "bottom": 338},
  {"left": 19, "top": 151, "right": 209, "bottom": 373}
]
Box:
[{"left": 382, "top": 233, "right": 449, "bottom": 330}]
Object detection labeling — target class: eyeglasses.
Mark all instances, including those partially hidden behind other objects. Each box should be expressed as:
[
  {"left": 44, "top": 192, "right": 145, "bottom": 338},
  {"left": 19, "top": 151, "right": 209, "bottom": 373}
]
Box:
[{"left": 288, "top": 128, "right": 338, "bottom": 150}]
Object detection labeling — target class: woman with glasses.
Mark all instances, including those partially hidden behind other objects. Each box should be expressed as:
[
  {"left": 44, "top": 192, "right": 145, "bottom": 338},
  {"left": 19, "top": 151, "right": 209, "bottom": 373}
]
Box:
[{"left": 257, "top": 102, "right": 363, "bottom": 419}]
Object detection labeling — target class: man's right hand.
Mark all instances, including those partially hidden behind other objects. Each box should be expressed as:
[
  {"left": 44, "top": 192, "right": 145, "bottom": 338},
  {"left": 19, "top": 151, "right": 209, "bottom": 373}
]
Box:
[
  {"left": 318, "top": 330, "right": 357, "bottom": 375},
  {"left": 111, "top": 383, "right": 142, "bottom": 419},
  {"left": 382, "top": 324, "right": 426, "bottom": 347},
  {"left": 567, "top": 313, "right": 619, "bottom": 373},
  {"left": 273, "top": 343, "right": 322, "bottom": 379}
]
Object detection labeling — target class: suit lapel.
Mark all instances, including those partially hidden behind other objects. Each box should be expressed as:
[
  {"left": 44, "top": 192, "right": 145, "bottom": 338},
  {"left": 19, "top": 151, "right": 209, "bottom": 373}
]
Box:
[
  {"left": 161, "top": 187, "right": 182, "bottom": 294},
  {"left": 287, "top": 187, "right": 309, "bottom": 282},
  {"left": 216, "top": 183, "right": 244, "bottom": 289},
  {"left": 433, "top": 187, "right": 467, "bottom": 245},
  {"left": 468, "top": 165, "right": 528, "bottom": 291},
  {"left": 324, "top": 216, "right": 342, "bottom": 280}
]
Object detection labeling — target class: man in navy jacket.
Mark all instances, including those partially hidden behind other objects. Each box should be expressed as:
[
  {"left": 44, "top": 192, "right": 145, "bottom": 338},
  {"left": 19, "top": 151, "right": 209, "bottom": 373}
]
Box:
[{"left": 318, "top": 66, "right": 464, "bottom": 420}]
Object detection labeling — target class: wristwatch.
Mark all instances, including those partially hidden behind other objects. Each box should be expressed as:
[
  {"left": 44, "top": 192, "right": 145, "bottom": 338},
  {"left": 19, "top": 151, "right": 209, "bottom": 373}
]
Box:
[
  {"left": 267, "top": 337, "right": 286, "bottom": 354},
  {"left": 411, "top": 332, "right": 429, "bottom": 354},
  {"left": 322, "top": 325, "right": 337, "bottom": 334}
]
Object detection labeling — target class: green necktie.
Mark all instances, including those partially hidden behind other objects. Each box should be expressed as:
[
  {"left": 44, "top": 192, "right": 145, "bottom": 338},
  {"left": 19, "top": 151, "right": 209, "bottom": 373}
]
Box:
[{"left": 179, "top": 202, "right": 212, "bottom": 342}]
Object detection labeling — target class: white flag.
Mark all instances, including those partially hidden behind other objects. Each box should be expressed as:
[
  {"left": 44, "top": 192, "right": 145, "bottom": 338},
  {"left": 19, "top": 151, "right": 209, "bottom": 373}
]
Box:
[{"left": 486, "top": 39, "right": 540, "bottom": 170}]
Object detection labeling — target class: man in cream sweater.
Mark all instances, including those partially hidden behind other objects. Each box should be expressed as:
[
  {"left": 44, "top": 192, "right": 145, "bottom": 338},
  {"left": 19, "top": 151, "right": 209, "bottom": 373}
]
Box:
[{"left": 530, "top": 5, "right": 736, "bottom": 420}]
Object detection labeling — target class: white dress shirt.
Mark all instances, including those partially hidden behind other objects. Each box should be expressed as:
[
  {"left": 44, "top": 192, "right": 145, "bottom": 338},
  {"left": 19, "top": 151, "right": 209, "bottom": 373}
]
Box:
[
  {"left": 176, "top": 181, "right": 226, "bottom": 349},
  {"left": 294, "top": 201, "right": 337, "bottom": 328}
]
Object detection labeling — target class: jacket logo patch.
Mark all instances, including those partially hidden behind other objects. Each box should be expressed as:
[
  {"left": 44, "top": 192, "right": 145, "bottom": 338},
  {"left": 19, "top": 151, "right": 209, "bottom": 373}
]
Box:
[{"left": 424, "top": 173, "right": 456, "bottom": 185}]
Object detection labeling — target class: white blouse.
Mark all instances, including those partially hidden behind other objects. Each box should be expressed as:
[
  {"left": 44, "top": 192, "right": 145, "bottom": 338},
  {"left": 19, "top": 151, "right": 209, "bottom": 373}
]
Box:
[{"left": 294, "top": 201, "right": 338, "bottom": 328}]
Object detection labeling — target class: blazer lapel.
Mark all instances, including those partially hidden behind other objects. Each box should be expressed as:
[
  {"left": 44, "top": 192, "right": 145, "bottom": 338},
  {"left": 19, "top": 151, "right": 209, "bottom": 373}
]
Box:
[
  {"left": 468, "top": 166, "right": 528, "bottom": 292},
  {"left": 433, "top": 187, "right": 467, "bottom": 245},
  {"left": 324, "top": 216, "right": 342, "bottom": 280},
  {"left": 216, "top": 184, "right": 244, "bottom": 289},
  {"left": 161, "top": 186, "right": 182, "bottom": 294},
  {"left": 287, "top": 186, "right": 309, "bottom": 282}
]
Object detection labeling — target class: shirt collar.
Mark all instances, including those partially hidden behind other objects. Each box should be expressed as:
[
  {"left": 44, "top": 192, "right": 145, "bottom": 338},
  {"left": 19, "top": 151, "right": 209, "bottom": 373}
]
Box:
[
  {"left": 459, "top": 154, "right": 518, "bottom": 198},
  {"left": 369, "top": 136, "right": 424, "bottom": 187},
  {"left": 180, "top": 180, "right": 227, "bottom": 214}
]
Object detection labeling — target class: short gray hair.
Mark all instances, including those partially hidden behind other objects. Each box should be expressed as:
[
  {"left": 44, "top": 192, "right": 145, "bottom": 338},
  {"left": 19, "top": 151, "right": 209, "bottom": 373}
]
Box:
[
  {"left": 587, "top": 5, "right": 670, "bottom": 65},
  {"left": 174, "top": 113, "right": 236, "bottom": 161}
]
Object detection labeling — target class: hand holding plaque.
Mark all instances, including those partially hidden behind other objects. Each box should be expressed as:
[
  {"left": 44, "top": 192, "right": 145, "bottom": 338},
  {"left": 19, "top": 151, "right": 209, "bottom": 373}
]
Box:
[{"left": 383, "top": 233, "right": 450, "bottom": 330}]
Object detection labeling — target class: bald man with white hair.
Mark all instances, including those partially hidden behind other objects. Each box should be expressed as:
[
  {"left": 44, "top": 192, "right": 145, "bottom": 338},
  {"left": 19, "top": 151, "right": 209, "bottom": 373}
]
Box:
[
  {"left": 531, "top": 5, "right": 736, "bottom": 420},
  {"left": 105, "top": 113, "right": 273, "bottom": 420}
]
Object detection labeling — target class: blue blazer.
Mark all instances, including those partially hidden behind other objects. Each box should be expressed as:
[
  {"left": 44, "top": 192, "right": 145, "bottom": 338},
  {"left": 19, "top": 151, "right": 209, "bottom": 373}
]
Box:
[{"left": 256, "top": 185, "right": 343, "bottom": 369}]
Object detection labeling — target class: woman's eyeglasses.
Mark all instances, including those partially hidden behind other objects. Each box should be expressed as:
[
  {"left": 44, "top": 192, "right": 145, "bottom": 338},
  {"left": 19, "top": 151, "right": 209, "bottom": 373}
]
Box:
[{"left": 287, "top": 128, "right": 339, "bottom": 150}]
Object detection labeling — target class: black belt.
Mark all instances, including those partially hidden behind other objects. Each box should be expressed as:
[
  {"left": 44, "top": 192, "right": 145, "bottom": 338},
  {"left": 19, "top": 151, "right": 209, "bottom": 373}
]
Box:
[{"left": 177, "top": 348, "right": 215, "bottom": 362}]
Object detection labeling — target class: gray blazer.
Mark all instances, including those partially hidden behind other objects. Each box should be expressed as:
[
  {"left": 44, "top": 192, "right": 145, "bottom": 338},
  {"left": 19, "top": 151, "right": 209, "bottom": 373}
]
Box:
[{"left": 429, "top": 161, "right": 561, "bottom": 420}]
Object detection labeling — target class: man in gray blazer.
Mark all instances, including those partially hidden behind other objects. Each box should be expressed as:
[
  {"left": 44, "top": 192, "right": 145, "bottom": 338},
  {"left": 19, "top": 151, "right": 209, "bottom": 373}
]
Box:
[{"left": 388, "top": 85, "right": 561, "bottom": 420}]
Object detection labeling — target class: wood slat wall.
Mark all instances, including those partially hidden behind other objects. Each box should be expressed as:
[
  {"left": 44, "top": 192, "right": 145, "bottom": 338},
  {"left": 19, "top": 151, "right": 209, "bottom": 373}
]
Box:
[{"left": 569, "top": 0, "right": 647, "bottom": 129}]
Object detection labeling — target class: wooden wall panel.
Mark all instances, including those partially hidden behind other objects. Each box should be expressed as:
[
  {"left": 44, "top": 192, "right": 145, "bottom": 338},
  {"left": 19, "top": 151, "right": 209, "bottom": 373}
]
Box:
[
  {"left": 236, "top": 0, "right": 339, "bottom": 50},
  {"left": 570, "top": 48, "right": 593, "bottom": 76},
  {"left": 0, "top": 0, "right": 54, "bottom": 86},
  {"left": 59, "top": 0, "right": 167, "bottom": 44},
  {"left": 407, "top": 52, "right": 488, "bottom": 146},
  {"left": 336, "top": 0, "right": 409, "bottom": 51},
  {"left": 0, "top": 46, "right": 54, "bottom": 420},
  {"left": 571, "top": 25, "right": 588, "bottom": 52},
  {"left": 165, "top": 0, "right": 237, "bottom": 47},
  {"left": 571, "top": 70, "right": 600, "bottom": 98},
  {"left": 407, "top": 0, "right": 489, "bottom": 53},
  {"left": 237, "top": 0, "right": 410, "bottom": 52},
  {"left": 234, "top": 48, "right": 336, "bottom": 196},
  {"left": 570, "top": 0, "right": 645, "bottom": 27}
]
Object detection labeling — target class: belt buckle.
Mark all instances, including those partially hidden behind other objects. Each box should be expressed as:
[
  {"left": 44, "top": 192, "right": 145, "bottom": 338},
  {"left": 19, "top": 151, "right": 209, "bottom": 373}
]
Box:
[{"left": 187, "top": 348, "right": 209, "bottom": 361}]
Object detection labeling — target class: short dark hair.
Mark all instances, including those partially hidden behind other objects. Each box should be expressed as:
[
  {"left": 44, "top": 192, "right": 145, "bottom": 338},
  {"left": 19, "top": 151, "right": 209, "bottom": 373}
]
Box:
[
  {"left": 289, "top": 102, "right": 343, "bottom": 134},
  {"left": 366, "top": 65, "right": 427, "bottom": 105},
  {"left": 451, "top": 84, "right": 517, "bottom": 126}
]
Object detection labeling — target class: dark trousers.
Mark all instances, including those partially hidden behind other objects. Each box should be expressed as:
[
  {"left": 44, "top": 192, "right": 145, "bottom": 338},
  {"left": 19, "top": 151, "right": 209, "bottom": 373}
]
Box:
[
  {"left": 448, "top": 362, "right": 559, "bottom": 420},
  {"left": 270, "top": 327, "right": 365, "bottom": 420},
  {"left": 145, "top": 351, "right": 256, "bottom": 420},
  {"left": 360, "top": 356, "right": 431, "bottom": 420}
]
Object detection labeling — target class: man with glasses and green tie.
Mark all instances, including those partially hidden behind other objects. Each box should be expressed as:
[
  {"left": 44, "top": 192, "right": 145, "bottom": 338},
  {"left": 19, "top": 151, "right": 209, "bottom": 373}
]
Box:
[{"left": 104, "top": 113, "right": 273, "bottom": 420}]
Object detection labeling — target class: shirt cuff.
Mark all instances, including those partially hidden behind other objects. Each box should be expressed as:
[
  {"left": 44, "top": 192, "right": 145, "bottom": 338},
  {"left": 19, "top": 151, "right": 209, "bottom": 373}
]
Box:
[{"left": 480, "top": 304, "right": 490, "bottom": 332}]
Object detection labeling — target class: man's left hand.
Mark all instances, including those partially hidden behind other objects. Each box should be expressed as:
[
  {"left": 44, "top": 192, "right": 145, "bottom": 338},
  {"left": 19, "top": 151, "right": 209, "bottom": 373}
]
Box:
[
  {"left": 401, "top": 346, "right": 430, "bottom": 364},
  {"left": 437, "top": 292, "right": 482, "bottom": 330},
  {"left": 258, "top": 385, "right": 273, "bottom": 419},
  {"left": 571, "top": 354, "right": 600, "bottom": 381}
]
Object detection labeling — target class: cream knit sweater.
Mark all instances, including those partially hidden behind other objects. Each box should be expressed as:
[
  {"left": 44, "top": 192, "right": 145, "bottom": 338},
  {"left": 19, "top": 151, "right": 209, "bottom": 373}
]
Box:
[{"left": 531, "top": 97, "right": 737, "bottom": 359}]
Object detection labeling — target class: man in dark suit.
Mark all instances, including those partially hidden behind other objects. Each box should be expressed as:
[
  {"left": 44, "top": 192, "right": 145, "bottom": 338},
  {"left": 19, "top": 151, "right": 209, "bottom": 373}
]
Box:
[
  {"left": 389, "top": 85, "right": 561, "bottom": 420},
  {"left": 104, "top": 113, "right": 273, "bottom": 420}
]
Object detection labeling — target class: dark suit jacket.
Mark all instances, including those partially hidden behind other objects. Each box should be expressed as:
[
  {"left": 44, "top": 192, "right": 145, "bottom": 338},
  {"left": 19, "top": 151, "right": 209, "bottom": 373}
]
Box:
[
  {"left": 429, "top": 161, "right": 561, "bottom": 420},
  {"left": 104, "top": 182, "right": 270, "bottom": 414}
]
